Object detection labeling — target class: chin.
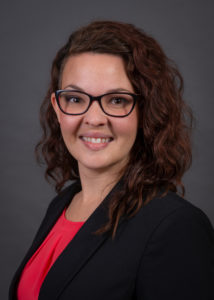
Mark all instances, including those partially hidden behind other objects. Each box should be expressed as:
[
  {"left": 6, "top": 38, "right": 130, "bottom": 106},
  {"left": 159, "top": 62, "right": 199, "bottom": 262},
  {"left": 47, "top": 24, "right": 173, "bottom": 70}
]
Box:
[
  {"left": 78, "top": 156, "right": 128, "bottom": 174},
  {"left": 80, "top": 161, "right": 113, "bottom": 172}
]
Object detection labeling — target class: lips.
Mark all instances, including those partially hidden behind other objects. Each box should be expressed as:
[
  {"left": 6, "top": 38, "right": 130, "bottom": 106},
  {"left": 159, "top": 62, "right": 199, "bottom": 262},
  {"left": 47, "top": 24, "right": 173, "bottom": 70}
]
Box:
[
  {"left": 82, "top": 137, "right": 111, "bottom": 144},
  {"left": 79, "top": 134, "right": 113, "bottom": 150}
]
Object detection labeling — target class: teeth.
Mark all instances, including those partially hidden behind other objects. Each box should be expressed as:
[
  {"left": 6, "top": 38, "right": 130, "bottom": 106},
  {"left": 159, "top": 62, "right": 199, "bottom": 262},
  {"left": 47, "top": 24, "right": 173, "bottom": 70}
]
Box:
[{"left": 82, "top": 137, "right": 111, "bottom": 143}]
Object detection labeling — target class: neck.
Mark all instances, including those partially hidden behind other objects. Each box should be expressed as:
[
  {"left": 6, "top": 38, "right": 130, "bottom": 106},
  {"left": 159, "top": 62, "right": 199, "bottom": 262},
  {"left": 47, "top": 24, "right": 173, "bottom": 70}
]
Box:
[{"left": 78, "top": 165, "right": 123, "bottom": 205}]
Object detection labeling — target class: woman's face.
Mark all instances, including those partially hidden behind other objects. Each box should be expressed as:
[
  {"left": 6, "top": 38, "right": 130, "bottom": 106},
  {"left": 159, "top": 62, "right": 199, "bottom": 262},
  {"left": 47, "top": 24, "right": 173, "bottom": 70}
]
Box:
[{"left": 51, "top": 53, "right": 138, "bottom": 175}]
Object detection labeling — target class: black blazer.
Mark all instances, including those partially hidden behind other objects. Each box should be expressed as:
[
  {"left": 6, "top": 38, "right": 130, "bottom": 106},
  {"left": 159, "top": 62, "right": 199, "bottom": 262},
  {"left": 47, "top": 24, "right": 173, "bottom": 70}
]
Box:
[{"left": 9, "top": 179, "right": 214, "bottom": 300}]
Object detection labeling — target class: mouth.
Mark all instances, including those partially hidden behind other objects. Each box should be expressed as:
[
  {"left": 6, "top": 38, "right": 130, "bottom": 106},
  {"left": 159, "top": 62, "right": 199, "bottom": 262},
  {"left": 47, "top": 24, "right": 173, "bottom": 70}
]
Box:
[
  {"left": 81, "top": 137, "right": 113, "bottom": 144},
  {"left": 80, "top": 135, "right": 113, "bottom": 150}
]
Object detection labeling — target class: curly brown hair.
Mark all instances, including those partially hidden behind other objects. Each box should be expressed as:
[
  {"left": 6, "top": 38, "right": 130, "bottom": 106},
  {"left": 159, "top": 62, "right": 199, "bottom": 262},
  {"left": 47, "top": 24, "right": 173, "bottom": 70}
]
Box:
[{"left": 36, "top": 20, "right": 193, "bottom": 238}]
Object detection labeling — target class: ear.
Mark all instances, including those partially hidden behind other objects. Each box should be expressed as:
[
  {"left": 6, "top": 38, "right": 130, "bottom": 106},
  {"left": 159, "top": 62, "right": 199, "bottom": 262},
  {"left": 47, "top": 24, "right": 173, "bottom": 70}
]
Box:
[{"left": 51, "top": 92, "right": 61, "bottom": 123}]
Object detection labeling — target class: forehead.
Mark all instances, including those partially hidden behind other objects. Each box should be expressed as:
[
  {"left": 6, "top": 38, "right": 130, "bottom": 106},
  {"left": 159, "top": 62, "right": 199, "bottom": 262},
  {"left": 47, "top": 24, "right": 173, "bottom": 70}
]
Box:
[{"left": 60, "top": 52, "right": 134, "bottom": 94}]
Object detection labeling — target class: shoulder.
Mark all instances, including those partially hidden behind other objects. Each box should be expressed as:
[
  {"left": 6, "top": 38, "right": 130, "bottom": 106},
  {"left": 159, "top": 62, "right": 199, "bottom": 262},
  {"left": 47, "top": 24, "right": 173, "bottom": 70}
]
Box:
[
  {"left": 133, "top": 192, "right": 214, "bottom": 299},
  {"left": 136, "top": 190, "right": 213, "bottom": 231},
  {"left": 127, "top": 191, "right": 214, "bottom": 251},
  {"left": 145, "top": 191, "right": 214, "bottom": 246}
]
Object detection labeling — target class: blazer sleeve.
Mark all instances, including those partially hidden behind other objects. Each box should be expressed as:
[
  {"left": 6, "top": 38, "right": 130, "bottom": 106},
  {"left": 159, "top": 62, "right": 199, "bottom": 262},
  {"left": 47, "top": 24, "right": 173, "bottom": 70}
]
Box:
[{"left": 134, "top": 205, "right": 214, "bottom": 300}]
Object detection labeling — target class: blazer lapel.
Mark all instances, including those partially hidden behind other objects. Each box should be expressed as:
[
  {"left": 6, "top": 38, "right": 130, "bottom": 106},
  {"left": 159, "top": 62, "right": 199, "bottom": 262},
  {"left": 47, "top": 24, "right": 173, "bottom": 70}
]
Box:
[
  {"left": 33, "top": 182, "right": 82, "bottom": 251},
  {"left": 9, "top": 181, "right": 81, "bottom": 300},
  {"left": 39, "top": 178, "right": 124, "bottom": 300}
]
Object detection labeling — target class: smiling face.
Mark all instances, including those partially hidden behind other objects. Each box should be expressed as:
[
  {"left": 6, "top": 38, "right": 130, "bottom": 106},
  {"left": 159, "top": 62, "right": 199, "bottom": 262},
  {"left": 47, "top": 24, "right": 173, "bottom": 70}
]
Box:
[{"left": 51, "top": 53, "right": 138, "bottom": 176}]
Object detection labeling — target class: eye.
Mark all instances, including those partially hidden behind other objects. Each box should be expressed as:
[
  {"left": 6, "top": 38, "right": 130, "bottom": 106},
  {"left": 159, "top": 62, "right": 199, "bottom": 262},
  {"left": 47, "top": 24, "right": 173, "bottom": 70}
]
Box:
[
  {"left": 112, "top": 98, "right": 121, "bottom": 104},
  {"left": 110, "top": 97, "right": 129, "bottom": 105},
  {"left": 65, "top": 95, "right": 81, "bottom": 103}
]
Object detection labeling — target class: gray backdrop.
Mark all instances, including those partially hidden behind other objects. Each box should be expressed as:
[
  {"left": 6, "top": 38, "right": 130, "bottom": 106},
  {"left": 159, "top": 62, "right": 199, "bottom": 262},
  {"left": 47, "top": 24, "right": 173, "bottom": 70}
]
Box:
[{"left": 1, "top": 0, "right": 213, "bottom": 298}]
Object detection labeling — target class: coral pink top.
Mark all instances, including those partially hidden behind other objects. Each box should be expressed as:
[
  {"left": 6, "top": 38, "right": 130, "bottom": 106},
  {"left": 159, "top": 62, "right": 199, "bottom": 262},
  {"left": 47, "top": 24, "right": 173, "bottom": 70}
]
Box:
[{"left": 17, "top": 209, "right": 85, "bottom": 300}]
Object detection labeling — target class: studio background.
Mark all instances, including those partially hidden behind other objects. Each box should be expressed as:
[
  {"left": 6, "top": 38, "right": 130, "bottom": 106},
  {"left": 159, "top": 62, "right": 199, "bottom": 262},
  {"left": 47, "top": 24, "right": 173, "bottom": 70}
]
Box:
[{"left": 1, "top": 0, "right": 213, "bottom": 298}]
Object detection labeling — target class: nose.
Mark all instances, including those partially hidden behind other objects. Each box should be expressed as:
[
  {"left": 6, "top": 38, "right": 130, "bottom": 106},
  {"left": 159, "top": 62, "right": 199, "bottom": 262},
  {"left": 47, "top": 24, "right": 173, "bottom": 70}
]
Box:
[{"left": 83, "top": 100, "right": 107, "bottom": 126}]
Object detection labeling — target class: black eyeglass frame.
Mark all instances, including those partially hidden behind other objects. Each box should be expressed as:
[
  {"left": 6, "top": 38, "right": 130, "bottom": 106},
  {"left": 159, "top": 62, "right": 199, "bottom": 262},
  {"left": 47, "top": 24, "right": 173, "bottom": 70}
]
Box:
[{"left": 55, "top": 90, "right": 138, "bottom": 118}]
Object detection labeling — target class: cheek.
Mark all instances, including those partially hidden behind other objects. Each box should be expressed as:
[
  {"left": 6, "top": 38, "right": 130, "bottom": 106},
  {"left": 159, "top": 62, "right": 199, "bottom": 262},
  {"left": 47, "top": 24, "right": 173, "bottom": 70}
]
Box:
[
  {"left": 113, "top": 115, "right": 138, "bottom": 142},
  {"left": 58, "top": 115, "right": 81, "bottom": 137}
]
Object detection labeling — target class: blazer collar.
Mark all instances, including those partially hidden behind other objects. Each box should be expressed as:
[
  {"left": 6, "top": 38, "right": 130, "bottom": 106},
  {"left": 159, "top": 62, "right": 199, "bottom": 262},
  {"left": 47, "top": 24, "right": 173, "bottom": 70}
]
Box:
[{"left": 39, "top": 178, "right": 124, "bottom": 300}]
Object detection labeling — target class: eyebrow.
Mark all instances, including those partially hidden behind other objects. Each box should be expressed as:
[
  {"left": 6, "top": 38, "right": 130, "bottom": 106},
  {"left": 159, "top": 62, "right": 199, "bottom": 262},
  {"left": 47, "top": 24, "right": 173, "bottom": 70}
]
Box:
[
  {"left": 62, "top": 84, "right": 133, "bottom": 94},
  {"left": 63, "top": 84, "right": 84, "bottom": 91}
]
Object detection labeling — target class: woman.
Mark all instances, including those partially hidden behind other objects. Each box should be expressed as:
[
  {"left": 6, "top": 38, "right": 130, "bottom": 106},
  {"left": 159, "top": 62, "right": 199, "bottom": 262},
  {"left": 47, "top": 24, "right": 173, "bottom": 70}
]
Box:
[{"left": 10, "top": 21, "right": 214, "bottom": 300}]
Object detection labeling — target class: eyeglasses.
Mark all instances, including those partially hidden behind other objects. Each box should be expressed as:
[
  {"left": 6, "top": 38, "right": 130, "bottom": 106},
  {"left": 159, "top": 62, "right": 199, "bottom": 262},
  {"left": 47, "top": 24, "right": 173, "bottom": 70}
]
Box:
[{"left": 55, "top": 90, "right": 138, "bottom": 117}]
